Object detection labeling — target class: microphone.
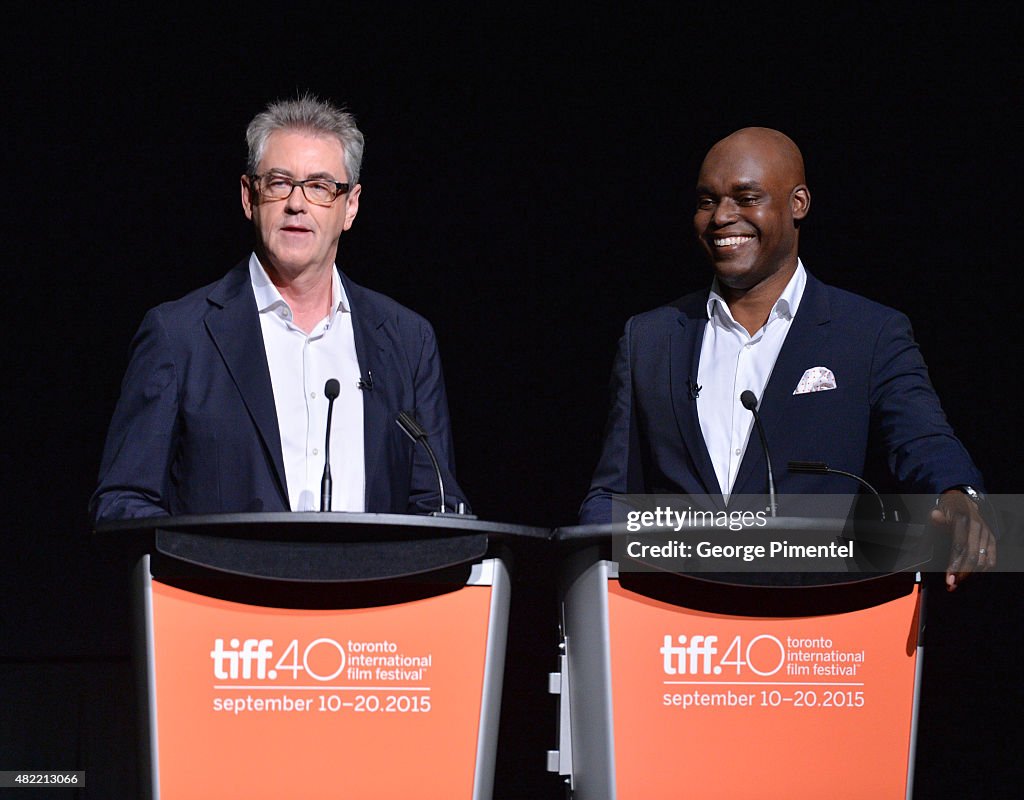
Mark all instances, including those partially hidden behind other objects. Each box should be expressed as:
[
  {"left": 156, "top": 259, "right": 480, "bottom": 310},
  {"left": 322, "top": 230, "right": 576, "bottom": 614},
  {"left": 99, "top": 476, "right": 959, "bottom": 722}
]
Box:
[
  {"left": 740, "top": 390, "right": 777, "bottom": 517},
  {"left": 788, "top": 461, "right": 891, "bottom": 521},
  {"left": 395, "top": 410, "right": 447, "bottom": 515},
  {"left": 320, "top": 379, "right": 341, "bottom": 512}
]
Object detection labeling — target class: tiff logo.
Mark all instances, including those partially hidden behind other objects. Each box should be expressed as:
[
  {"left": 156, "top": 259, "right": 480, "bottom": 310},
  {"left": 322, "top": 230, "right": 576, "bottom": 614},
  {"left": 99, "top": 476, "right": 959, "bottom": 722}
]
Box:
[
  {"left": 210, "top": 638, "right": 273, "bottom": 680},
  {"left": 660, "top": 634, "right": 718, "bottom": 675}
]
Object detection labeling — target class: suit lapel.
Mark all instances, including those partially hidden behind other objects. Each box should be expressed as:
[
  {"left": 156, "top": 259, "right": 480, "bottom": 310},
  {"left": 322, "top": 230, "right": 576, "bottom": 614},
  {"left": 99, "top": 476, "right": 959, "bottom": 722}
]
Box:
[
  {"left": 204, "top": 263, "right": 289, "bottom": 504},
  {"left": 343, "top": 274, "right": 390, "bottom": 509},
  {"left": 733, "top": 274, "right": 832, "bottom": 495},
  {"left": 669, "top": 297, "right": 725, "bottom": 506}
]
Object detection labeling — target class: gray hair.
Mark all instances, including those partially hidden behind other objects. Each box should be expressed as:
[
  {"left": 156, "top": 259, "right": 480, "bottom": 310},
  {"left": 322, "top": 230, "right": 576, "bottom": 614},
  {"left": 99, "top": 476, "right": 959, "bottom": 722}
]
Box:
[{"left": 245, "top": 94, "right": 365, "bottom": 185}]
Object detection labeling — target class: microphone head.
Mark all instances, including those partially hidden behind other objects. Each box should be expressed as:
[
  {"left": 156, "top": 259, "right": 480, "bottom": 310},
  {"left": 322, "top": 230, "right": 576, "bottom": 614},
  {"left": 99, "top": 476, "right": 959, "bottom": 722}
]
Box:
[
  {"left": 788, "top": 460, "right": 830, "bottom": 474},
  {"left": 396, "top": 410, "right": 429, "bottom": 441},
  {"left": 740, "top": 390, "right": 758, "bottom": 410},
  {"left": 324, "top": 379, "right": 341, "bottom": 400}
]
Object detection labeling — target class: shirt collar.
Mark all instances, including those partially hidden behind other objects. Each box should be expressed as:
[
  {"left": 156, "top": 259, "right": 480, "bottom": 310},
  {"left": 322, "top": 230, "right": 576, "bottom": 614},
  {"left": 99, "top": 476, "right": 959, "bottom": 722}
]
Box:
[
  {"left": 706, "top": 259, "right": 807, "bottom": 328},
  {"left": 248, "top": 253, "right": 351, "bottom": 318}
]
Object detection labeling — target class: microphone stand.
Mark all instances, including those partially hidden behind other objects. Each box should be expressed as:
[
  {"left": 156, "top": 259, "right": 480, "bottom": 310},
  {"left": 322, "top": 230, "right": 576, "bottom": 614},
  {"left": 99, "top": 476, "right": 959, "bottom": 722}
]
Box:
[
  {"left": 740, "top": 390, "right": 777, "bottom": 518},
  {"left": 320, "top": 379, "right": 341, "bottom": 512}
]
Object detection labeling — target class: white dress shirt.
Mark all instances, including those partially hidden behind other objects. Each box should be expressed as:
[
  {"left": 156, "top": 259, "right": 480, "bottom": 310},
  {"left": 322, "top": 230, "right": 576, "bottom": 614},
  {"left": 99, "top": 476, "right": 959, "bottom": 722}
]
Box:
[
  {"left": 250, "top": 255, "right": 365, "bottom": 511},
  {"left": 696, "top": 261, "right": 807, "bottom": 499}
]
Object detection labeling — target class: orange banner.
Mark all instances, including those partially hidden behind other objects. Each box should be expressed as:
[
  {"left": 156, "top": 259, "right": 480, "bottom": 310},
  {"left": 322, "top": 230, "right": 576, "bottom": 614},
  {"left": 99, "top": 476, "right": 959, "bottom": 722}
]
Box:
[
  {"left": 150, "top": 578, "right": 493, "bottom": 799},
  {"left": 607, "top": 581, "right": 921, "bottom": 799}
]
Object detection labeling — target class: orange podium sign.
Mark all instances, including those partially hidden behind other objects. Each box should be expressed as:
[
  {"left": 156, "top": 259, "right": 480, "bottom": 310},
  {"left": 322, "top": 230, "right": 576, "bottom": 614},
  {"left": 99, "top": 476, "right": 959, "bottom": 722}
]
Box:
[
  {"left": 605, "top": 578, "right": 922, "bottom": 799},
  {"left": 140, "top": 559, "right": 503, "bottom": 799}
]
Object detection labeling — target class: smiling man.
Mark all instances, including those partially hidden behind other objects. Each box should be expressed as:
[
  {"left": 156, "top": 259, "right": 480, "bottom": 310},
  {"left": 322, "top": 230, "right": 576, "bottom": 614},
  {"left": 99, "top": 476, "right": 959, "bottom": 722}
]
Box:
[
  {"left": 579, "top": 127, "right": 993, "bottom": 590},
  {"left": 91, "top": 95, "right": 468, "bottom": 520}
]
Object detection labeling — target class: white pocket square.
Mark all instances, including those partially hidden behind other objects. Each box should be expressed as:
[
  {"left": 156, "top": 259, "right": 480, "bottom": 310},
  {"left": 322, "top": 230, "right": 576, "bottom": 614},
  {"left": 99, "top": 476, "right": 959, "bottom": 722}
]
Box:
[{"left": 794, "top": 366, "right": 837, "bottom": 394}]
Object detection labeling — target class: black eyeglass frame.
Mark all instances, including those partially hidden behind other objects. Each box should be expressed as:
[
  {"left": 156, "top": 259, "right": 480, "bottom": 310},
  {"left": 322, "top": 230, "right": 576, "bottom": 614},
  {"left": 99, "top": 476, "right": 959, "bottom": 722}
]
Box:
[{"left": 249, "top": 173, "right": 351, "bottom": 206}]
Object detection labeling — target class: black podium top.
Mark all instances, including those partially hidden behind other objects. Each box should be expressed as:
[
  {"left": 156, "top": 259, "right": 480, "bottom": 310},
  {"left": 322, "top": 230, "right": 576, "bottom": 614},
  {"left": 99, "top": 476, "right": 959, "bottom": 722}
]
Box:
[
  {"left": 554, "top": 518, "right": 932, "bottom": 615},
  {"left": 96, "top": 513, "right": 548, "bottom": 583},
  {"left": 554, "top": 515, "right": 923, "bottom": 540},
  {"left": 554, "top": 517, "right": 931, "bottom": 585}
]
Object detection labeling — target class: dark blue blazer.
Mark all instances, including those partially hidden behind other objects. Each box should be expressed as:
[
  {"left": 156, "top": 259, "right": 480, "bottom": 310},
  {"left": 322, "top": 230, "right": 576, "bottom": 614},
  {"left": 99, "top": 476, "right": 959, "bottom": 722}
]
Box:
[
  {"left": 90, "top": 261, "right": 467, "bottom": 523},
  {"left": 579, "top": 273, "right": 982, "bottom": 523}
]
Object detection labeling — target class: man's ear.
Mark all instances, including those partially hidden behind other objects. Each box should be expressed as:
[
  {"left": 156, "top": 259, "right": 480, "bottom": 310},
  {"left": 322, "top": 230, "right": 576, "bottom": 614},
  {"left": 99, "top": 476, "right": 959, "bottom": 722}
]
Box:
[
  {"left": 342, "top": 183, "right": 361, "bottom": 231},
  {"left": 791, "top": 184, "right": 811, "bottom": 221},
  {"left": 241, "top": 174, "right": 255, "bottom": 220}
]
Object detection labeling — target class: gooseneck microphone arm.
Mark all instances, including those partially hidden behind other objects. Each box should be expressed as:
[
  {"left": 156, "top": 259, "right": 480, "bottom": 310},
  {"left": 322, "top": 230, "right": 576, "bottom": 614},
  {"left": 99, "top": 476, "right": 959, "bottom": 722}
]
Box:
[
  {"left": 788, "top": 460, "right": 889, "bottom": 521},
  {"left": 740, "top": 390, "right": 777, "bottom": 518},
  {"left": 395, "top": 411, "right": 448, "bottom": 514},
  {"left": 320, "top": 379, "right": 341, "bottom": 512}
]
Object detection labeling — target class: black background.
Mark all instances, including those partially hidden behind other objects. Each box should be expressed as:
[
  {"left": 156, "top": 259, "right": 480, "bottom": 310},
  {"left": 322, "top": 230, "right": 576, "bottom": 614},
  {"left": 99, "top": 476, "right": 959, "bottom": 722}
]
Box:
[{"left": 3, "top": 5, "right": 1022, "bottom": 797}]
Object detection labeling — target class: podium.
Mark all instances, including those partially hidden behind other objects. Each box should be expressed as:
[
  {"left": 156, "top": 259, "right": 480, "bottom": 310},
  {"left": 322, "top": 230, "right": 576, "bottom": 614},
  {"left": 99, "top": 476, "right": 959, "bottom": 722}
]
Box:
[
  {"left": 548, "top": 518, "right": 928, "bottom": 800},
  {"left": 97, "top": 512, "right": 547, "bottom": 800}
]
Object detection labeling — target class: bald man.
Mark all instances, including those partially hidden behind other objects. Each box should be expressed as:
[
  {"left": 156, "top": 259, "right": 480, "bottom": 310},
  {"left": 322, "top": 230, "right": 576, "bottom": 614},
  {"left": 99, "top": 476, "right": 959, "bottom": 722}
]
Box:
[{"left": 579, "top": 128, "right": 994, "bottom": 590}]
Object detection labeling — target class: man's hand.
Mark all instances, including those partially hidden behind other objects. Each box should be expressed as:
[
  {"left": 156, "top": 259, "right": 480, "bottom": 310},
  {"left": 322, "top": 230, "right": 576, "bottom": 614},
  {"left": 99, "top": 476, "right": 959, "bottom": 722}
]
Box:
[{"left": 931, "top": 489, "right": 996, "bottom": 592}]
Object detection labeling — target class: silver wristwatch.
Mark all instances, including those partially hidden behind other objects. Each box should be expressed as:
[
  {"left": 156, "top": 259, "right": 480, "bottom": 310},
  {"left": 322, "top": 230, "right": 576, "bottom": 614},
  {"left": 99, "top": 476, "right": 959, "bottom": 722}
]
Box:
[{"left": 954, "top": 485, "right": 986, "bottom": 507}]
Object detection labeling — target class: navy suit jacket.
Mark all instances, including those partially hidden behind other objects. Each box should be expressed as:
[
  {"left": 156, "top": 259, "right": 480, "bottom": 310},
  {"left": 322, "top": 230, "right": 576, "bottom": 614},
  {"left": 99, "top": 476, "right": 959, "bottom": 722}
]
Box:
[
  {"left": 90, "top": 261, "right": 467, "bottom": 523},
  {"left": 579, "top": 272, "right": 982, "bottom": 523}
]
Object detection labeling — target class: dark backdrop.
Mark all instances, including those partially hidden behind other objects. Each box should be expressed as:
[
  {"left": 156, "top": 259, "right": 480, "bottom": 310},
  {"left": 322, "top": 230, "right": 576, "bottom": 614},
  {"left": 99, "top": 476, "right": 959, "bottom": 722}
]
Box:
[{"left": 3, "top": 5, "right": 1021, "bottom": 798}]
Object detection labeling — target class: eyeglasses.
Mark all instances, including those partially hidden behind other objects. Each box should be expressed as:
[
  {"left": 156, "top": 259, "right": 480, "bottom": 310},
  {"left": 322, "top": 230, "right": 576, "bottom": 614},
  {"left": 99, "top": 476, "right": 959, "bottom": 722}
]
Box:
[{"left": 249, "top": 173, "right": 350, "bottom": 206}]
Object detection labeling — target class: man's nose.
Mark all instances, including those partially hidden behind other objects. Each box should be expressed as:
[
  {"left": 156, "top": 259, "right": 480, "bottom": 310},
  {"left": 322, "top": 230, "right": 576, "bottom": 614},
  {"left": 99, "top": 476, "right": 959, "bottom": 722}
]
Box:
[
  {"left": 284, "top": 184, "right": 309, "bottom": 211},
  {"left": 712, "top": 198, "right": 738, "bottom": 226}
]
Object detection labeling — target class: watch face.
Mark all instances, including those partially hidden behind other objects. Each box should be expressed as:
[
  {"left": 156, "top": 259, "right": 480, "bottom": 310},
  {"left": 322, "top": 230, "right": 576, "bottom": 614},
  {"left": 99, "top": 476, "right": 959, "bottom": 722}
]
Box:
[{"left": 960, "top": 486, "right": 984, "bottom": 503}]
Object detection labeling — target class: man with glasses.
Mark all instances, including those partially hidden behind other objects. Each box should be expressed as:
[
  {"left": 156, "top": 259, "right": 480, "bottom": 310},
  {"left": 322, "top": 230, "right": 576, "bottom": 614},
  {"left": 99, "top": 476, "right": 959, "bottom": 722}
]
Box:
[{"left": 91, "top": 95, "right": 468, "bottom": 521}]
